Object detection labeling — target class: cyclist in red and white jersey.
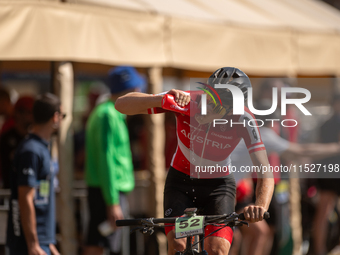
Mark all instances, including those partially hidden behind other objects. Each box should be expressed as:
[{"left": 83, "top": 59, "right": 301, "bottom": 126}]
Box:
[{"left": 115, "top": 67, "right": 274, "bottom": 255}]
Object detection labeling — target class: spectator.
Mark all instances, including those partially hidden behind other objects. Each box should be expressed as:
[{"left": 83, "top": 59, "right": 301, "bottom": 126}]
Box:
[
  {"left": 83, "top": 66, "right": 145, "bottom": 255},
  {"left": 0, "top": 88, "right": 14, "bottom": 134},
  {"left": 74, "top": 84, "right": 109, "bottom": 179},
  {"left": 6, "top": 93, "right": 63, "bottom": 255},
  {"left": 0, "top": 88, "right": 14, "bottom": 187},
  {"left": 0, "top": 96, "right": 34, "bottom": 189}
]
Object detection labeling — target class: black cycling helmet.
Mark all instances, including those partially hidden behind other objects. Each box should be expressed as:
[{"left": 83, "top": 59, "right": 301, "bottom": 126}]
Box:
[{"left": 207, "top": 67, "right": 252, "bottom": 106}]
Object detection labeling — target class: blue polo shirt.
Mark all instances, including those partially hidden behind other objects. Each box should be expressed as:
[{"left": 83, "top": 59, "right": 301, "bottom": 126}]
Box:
[{"left": 6, "top": 133, "right": 56, "bottom": 251}]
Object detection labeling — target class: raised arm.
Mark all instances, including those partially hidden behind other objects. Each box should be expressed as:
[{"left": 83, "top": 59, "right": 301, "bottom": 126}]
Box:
[
  {"left": 276, "top": 142, "right": 340, "bottom": 161},
  {"left": 115, "top": 92, "right": 162, "bottom": 115},
  {"left": 299, "top": 142, "right": 340, "bottom": 160},
  {"left": 115, "top": 89, "right": 191, "bottom": 115}
]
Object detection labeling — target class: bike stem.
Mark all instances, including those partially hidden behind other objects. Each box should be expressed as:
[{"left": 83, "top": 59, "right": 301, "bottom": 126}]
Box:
[{"left": 200, "top": 232, "right": 205, "bottom": 252}]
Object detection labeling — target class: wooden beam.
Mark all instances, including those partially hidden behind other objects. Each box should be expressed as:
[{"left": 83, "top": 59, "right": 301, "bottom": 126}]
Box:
[
  {"left": 146, "top": 67, "right": 165, "bottom": 218},
  {"left": 145, "top": 66, "right": 167, "bottom": 255},
  {"left": 52, "top": 62, "right": 77, "bottom": 255}
]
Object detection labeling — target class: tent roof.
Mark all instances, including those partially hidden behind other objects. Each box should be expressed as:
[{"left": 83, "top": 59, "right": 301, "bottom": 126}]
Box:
[
  {"left": 1, "top": 0, "right": 340, "bottom": 75},
  {"left": 76, "top": 0, "right": 340, "bottom": 30}
]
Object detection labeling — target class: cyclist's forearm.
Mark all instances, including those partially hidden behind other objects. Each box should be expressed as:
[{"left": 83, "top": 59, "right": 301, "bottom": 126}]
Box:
[
  {"left": 300, "top": 142, "right": 340, "bottom": 160},
  {"left": 254, "top": 178, "right": 274, "bottom": 210},
  {"left": 250, "top": 150, "right": 274, "bottom": 210},
  {"left": 115, "top": 92, "right": 162, "bottom": 115}
]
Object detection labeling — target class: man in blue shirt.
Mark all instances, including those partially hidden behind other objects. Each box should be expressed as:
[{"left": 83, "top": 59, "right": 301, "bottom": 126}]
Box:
[{"left": 6, "top": 93, "right": 63, "bottom": 255}]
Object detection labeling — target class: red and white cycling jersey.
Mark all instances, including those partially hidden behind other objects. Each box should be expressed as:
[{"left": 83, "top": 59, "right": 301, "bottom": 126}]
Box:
[{"left": 148, "top": 91, "right": 265, "bottom": 178}]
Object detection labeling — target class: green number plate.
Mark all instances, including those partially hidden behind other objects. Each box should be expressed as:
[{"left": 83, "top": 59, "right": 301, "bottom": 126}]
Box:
[{"left": 175, "top": 216, "right": 204, "bottom": 239}]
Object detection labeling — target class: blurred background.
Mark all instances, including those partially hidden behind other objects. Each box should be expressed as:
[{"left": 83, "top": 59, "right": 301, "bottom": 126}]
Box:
[{"left": 1, "top": 0, "right": 340, "bottom": 255}]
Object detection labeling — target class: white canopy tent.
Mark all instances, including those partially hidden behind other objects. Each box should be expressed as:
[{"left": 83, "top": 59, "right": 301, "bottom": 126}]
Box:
[
  {"left": 0, "top": 0, "right": 340, "bottom": 75},
  {"left": 1, "top": 1, "right": 340, "bottom": 254}
]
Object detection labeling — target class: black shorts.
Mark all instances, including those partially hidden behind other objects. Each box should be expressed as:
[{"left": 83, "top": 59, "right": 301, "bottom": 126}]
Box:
[
  {"left": 164, "top": 167, "right": 236, "bottom": 218},
  {"left": 86, "top": 187, "right": 128, "bottom": 252},
  {"left": 163, "top": 167, "right": 236, "bottom": 240}
]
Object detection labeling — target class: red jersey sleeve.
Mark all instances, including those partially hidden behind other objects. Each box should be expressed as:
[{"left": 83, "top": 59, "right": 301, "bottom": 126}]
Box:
[{"left": 236, "top": 107, "right": 266, "bottom": 154}]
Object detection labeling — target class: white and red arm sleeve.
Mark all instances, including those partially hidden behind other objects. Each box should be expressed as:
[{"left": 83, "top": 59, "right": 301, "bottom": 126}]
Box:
[{"left": 237, "top": 108, "right": 266, "bottom": 154}]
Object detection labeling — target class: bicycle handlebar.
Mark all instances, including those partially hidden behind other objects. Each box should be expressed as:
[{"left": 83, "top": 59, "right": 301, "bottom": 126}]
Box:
[
  {"left": 116, "top": 212, "right": 270, "bottom": 227},
  {"left": 116, "top": 217, "right": 177, "bottom": 226},
  {"left": 238, "top": 212, "right": 270, "bottom": 221}
]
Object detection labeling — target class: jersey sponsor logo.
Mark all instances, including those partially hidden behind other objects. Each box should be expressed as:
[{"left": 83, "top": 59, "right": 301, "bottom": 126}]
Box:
[
  {"left": 244, "top": 117, "right": 259, "bottom": 141},
  {"left": 165, "top": 208, "right": 173, "bottom": 216},
  {"left": 210, "top": 132, "right": 232, "bottom": 140},
  {"left": 180, "top": 129, "right": 231, "bottom": 149},
  {"left": 220, "top": 125, "right": 227, "bottom": 132},
  {"left": 170, "top": 104, "right": 189, "bottom": 112},
  {"left": 22, "top": 168, "right": 34, "bottom": 176}
]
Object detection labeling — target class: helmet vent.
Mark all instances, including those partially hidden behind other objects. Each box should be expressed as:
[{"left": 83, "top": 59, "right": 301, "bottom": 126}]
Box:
[
  {"left": 232, "top": 73, "right": 240, "bottom": 78},
  {"left": 214, "top": 69, "right": 222, "bottom": 78}
]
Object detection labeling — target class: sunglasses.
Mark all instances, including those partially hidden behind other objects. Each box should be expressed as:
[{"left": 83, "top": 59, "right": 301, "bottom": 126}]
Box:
[
  {"left": 57, "top": 111, "right": 67, "bottom": 119},
  {"left": 207, "top": 96, "right": 231, "bottom": 116}
]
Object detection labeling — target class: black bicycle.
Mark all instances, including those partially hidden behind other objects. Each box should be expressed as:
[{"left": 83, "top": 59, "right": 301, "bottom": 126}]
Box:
[{"left": 116, "top": 208, "right": 270, "bottom": 255}]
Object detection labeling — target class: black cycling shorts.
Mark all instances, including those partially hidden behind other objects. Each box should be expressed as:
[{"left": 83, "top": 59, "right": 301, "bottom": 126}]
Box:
[
  {"left": 163, "top": 167, "right": 236, "bottom": 241},
  {"left": 164, "top": 167, "right": 236, "bottom": 218}
]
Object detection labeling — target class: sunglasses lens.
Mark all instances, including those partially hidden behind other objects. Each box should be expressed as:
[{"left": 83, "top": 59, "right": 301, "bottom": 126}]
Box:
[{"left": 204, "top": 95, "right": 229, "bottom": 116}]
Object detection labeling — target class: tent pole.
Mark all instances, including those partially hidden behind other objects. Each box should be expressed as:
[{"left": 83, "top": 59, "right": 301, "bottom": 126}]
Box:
[
  {"left": 145, "top": 67, "right": 167, "bottom": 255},
  {"left": 52, "top": 61, "right": 77, "bottom": 255},
  {"left": 288, "top": 75, "right": 302, "bottom": 255},
  {"left": 332, "top": 76, "right": 340, "bottom": 95}
]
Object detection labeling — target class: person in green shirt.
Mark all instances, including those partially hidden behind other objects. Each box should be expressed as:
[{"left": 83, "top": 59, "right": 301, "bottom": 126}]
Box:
[{"left": 83, "top": 66, "right": 145, "bottom": 255}]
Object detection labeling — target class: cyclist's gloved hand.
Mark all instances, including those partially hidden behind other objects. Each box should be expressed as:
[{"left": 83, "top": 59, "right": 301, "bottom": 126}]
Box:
[
  {"left": 243, "top": 205, "right": 267, "bottom": 223},
  {"left": 162, "top": 93, "right": 191, "bottom": 116},
  {"left": 167, "top": 89, "right": 191, "bottom": 107}
]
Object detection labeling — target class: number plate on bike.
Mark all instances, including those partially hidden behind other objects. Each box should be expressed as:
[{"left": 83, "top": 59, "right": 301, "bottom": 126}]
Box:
[{"left": 175, "top": 216, "right": 205, "bottom": 239}]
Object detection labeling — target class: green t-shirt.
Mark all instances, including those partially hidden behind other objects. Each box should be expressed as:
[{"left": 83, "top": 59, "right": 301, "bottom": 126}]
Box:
[{"left": 85, "top": 100, "right": 135, "bottom": 205}]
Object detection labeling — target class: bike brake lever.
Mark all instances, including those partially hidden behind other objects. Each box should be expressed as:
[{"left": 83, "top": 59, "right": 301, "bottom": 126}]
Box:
[
  {"left": 147, "top": 228, "right": 155, "bottom": 235},
  {"left": 139, "top": 226, "right": 154, "bottom": 235},
  {"left": 130, "top": 226, "right": 155, "bottom": 235}
]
